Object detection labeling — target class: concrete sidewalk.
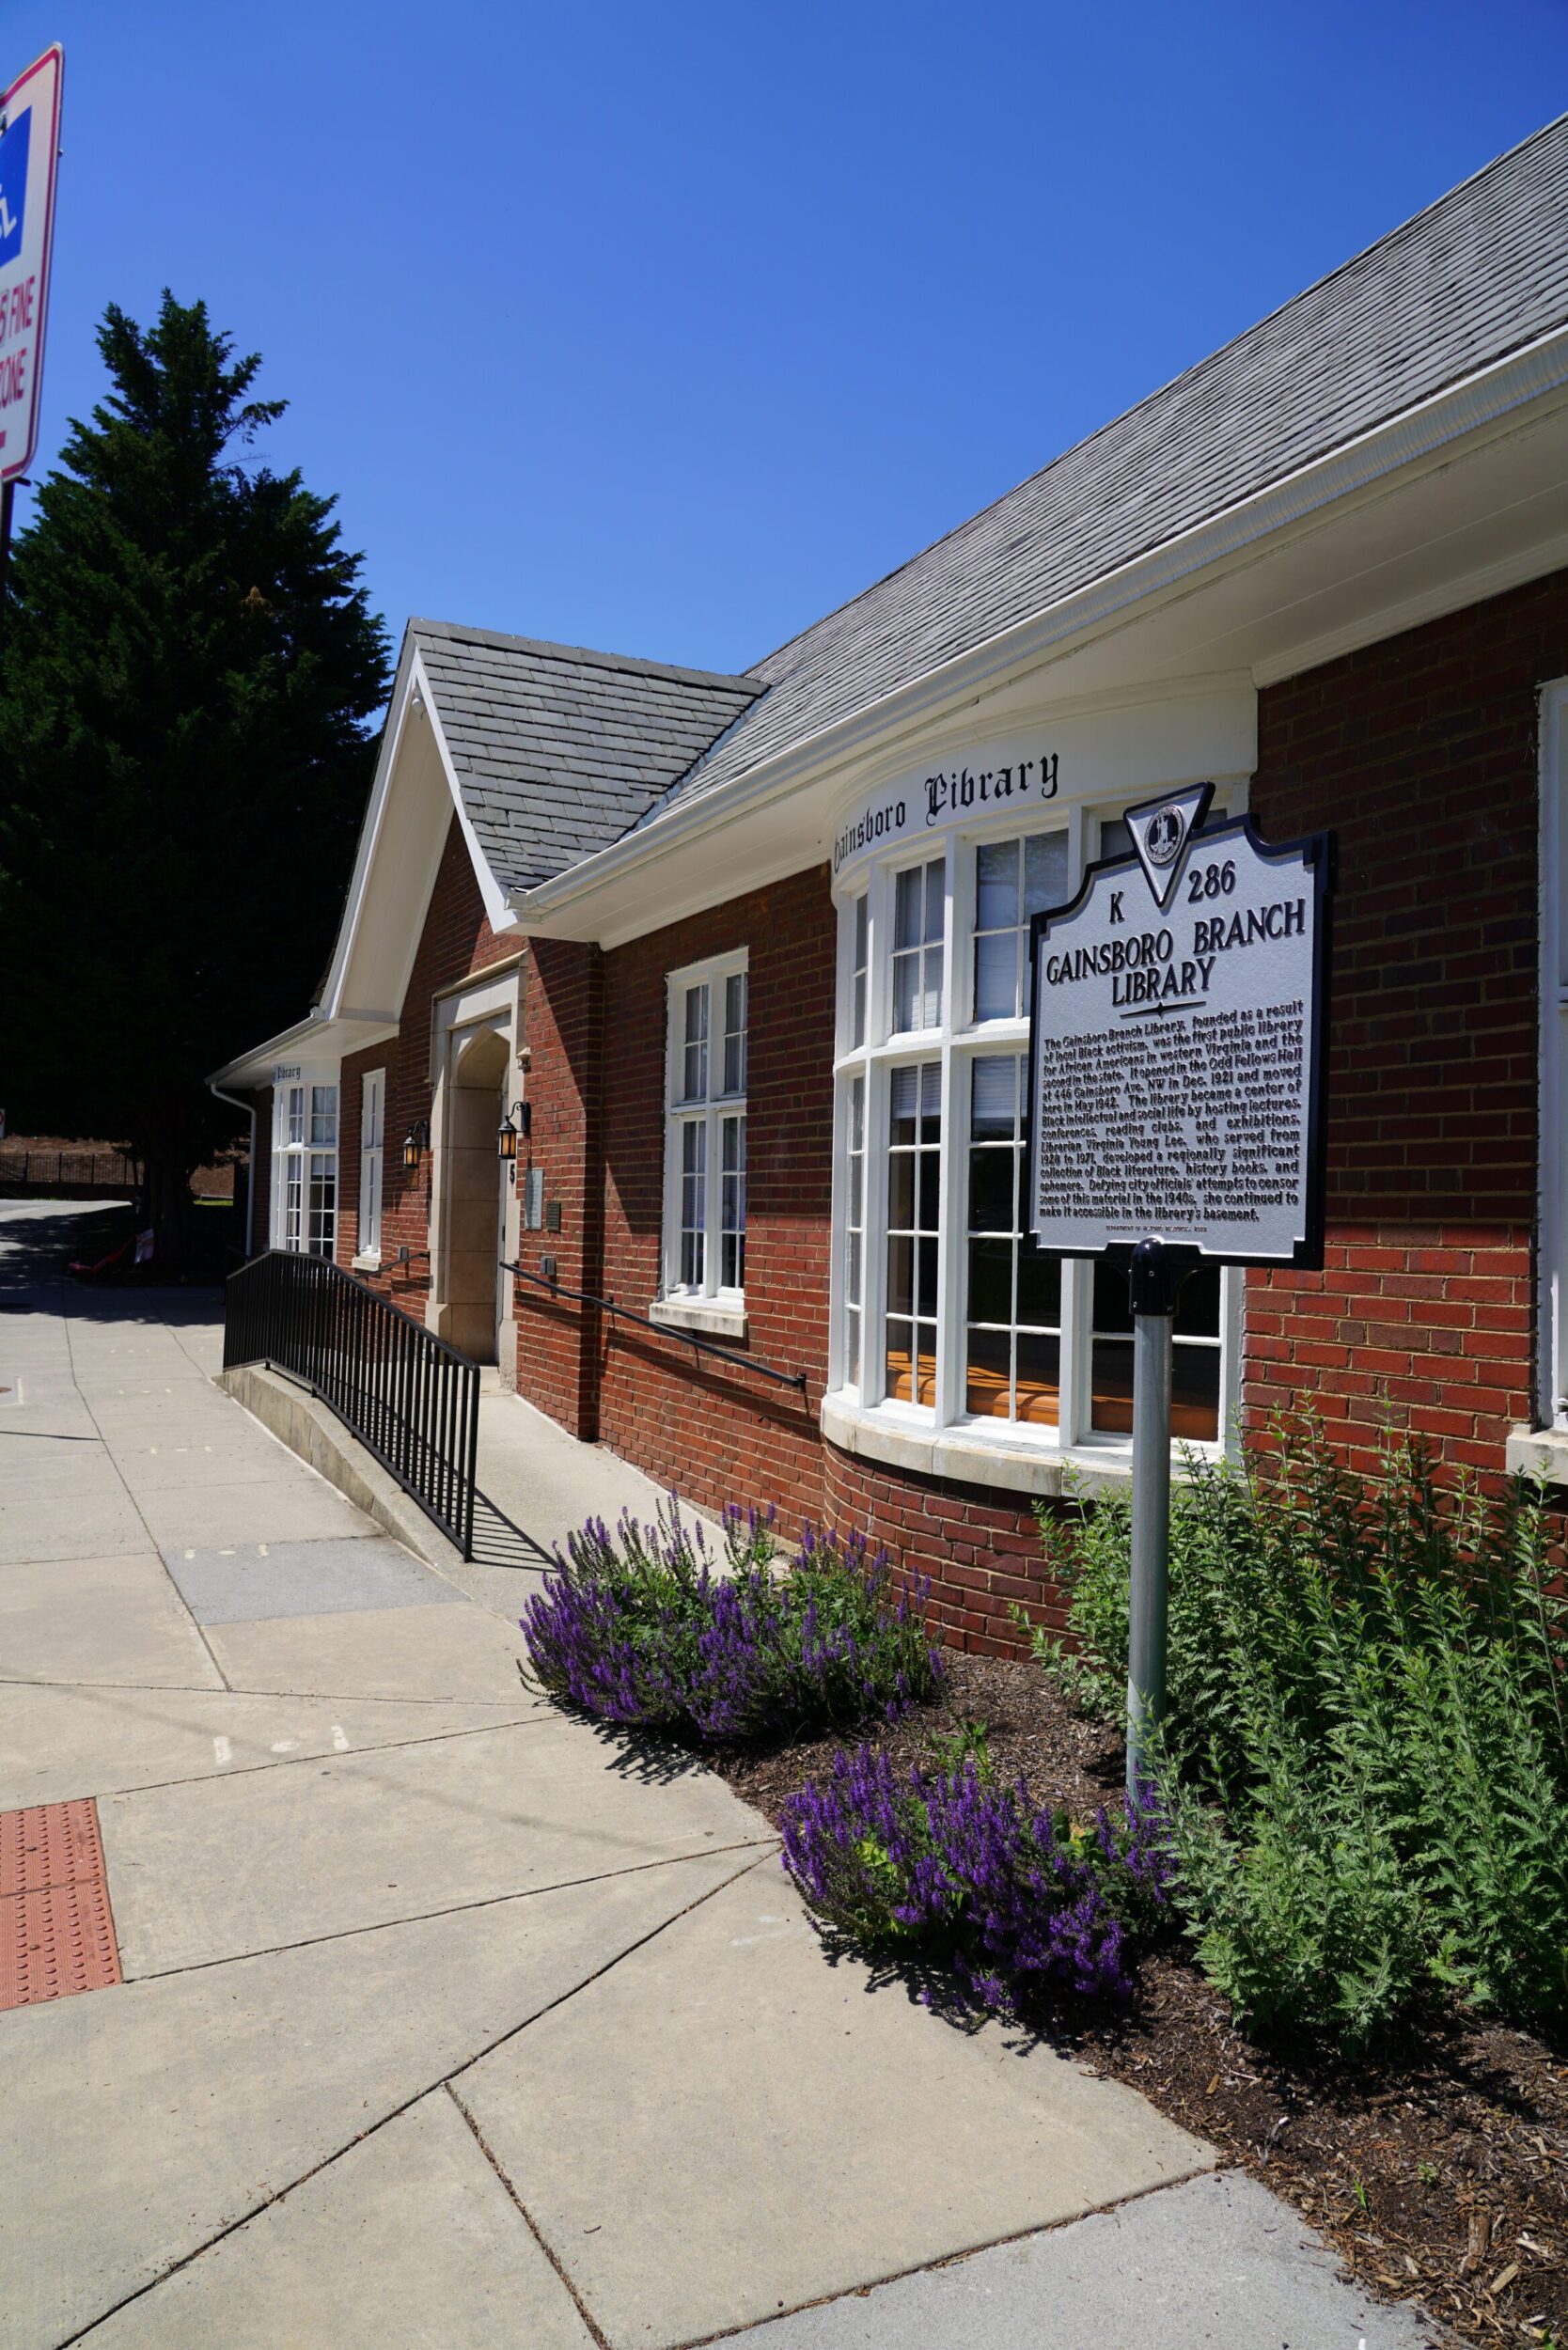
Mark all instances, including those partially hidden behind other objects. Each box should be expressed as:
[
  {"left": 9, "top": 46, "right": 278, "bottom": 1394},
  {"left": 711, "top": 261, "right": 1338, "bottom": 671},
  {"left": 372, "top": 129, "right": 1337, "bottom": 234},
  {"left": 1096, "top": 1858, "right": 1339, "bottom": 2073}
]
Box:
[{"left": 0, "top": 1201, "right": 1437, "bottom": 2349}]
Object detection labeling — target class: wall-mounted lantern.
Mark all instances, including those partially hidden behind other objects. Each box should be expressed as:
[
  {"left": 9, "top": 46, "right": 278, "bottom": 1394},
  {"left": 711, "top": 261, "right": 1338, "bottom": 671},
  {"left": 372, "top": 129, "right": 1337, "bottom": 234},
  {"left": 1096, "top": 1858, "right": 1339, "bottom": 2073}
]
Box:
[
  {"left": 402, "top": 1118, "right": 430, "bottom": 1175},
  {"left": 497, "top": 1099, "right": 531, "bottom": 1167}
]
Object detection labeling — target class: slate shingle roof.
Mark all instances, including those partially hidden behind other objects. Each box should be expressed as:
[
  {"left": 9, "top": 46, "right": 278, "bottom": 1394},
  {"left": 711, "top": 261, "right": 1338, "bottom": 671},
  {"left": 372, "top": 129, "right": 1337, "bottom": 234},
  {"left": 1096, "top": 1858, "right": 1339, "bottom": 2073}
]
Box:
[
  {"left": 663, "top": 113, "right": 1568, "bottom": 818},
  {"left": 416, "top": 117, "right": 1568, "bottom": 901},
  {"left": 411, "top": 623, "right": 760, "bottom": 894}
]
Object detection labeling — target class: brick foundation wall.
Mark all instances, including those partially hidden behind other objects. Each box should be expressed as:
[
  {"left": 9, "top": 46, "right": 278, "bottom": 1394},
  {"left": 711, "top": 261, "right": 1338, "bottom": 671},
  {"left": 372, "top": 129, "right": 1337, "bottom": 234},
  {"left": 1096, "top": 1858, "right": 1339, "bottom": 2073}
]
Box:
[
  {"left": 822, "top": 1444, "right": 1068, "bottom": 1653},
  {"left": 1243, "top": 566, "right": 1567, "bottom": 1475}
]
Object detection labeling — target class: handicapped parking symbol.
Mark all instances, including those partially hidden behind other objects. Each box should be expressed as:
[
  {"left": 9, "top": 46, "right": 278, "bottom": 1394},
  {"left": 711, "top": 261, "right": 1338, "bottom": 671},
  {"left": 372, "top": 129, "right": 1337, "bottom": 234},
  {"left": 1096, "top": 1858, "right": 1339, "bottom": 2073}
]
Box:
[{"left": 0, "top": 104, "right": 31, "bottom": 268}]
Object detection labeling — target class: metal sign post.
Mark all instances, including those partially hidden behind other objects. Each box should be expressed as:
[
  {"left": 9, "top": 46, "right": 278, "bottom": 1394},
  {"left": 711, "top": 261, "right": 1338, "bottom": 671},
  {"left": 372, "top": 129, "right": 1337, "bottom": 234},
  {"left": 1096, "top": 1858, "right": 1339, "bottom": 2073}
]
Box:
[
  {"left": 1026, "top": 785, "right": 1330, "bottom": 1803},
  {"left": 1127, "top": 1237, "right": 1179, "bottom": 1794}
]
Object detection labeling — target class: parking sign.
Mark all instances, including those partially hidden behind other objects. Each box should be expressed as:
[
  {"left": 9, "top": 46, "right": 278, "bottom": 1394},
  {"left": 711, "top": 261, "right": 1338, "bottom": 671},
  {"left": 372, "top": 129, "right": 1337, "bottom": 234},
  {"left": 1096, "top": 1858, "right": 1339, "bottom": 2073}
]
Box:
[{"left": 0, "top": 46, "right": 62, "bottom": 485}]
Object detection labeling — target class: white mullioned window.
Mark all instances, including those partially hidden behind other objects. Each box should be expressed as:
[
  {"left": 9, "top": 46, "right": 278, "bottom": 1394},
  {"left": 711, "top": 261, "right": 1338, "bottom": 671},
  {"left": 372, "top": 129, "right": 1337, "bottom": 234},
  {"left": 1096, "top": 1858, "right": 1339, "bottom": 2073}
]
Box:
[
  {"left": 358, "top": 1069, "right": 385, "bottom": 1261},
  {"left": 830, "top": 805, "right": 1240, "bottom": 1456},
  {"left": 271, "top": 1073, "right": 338, "bottom": 1258},
  {"left": 664, "top": 952, "right": 748, "bottom": 1303}
]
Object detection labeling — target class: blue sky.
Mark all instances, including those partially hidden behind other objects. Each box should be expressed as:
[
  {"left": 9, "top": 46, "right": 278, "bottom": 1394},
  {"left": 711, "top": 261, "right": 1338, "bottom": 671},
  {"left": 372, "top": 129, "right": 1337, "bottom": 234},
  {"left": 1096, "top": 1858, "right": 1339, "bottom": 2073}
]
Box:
[{"left": 5, "top": 2, "right": 1566, "bottom": 679}]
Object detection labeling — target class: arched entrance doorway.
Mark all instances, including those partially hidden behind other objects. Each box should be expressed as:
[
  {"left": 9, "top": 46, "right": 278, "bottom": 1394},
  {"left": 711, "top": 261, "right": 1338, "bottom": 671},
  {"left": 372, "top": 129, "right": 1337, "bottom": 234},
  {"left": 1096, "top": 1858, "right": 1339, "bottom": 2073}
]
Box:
[{"left": 440, "top": 1025, "right": 510, "bottom": 1364}]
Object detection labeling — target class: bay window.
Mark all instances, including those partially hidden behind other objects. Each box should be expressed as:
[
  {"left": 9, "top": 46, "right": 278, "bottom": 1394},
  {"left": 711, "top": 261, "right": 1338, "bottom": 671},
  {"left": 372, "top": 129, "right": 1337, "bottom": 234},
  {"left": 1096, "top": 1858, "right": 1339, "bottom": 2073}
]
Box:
[
  {"left": 664, "top": 953, "right": 747, "bottom": 1307},
  {"left": 830, "top": 807, "right": 1238, "bottom": 1465},
  {"left": 271, "top": 1075, "right": 338, "bottom": 1258}
]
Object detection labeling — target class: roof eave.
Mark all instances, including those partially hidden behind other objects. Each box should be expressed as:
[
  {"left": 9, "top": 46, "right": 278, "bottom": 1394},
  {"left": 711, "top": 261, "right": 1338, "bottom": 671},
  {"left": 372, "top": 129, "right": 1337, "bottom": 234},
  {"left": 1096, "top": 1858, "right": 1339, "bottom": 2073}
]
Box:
[
  {"left": 507, "top": 319, "right": 1568, "bottom": 936},
  {"left": 207, "top": 1009, "right": 400, "bottom": 1092}
]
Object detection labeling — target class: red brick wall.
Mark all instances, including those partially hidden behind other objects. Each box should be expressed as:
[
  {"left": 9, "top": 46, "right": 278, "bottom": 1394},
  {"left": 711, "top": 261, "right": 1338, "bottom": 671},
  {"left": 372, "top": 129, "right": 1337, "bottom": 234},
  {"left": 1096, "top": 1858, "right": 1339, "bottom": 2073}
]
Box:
[
  {"left": 339, "top": 814, "right": 521, "bottom": 1309},
  {"left": 822, "top": 1446, "right": 1070, "bottom": 1653},
  {"left": 246, "top": 1087, "right": 273, "bottom": 1246},
  {"left": 1243, "top": 566, "right": 1566, "bottom": 1476},
  {"left": 512, "top": 866, "right": 835, "bottom": 1530},
  {"left": 511, "top": 936, "right": 604, "bottom": 1434}
]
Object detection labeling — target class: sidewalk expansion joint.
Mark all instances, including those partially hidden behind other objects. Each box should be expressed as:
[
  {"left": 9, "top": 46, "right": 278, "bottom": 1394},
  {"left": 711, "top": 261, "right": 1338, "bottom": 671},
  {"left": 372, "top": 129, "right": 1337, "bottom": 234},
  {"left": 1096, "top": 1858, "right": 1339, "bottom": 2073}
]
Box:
[
  {"left": 0, "top": 1675, "right": 237, "bottom": 1695},
  {"left": 123, "top": 1839, "right": 780, "bottom": 1983},
  {"left": 61, "top": 1314, "right": 234, "bottom": 1695},
  {"left": 666, "top": 2161, "right": 1224, "bottom": 2350},
  {"left": 50, "top": 1845, "right": 769, "bottom": 2350},
  {"left": 72, "top": 1712, "right": 549, "bottom": 1802},
  {"left": 448, "top": 2086, "right": 613, "bottom": 2350}
]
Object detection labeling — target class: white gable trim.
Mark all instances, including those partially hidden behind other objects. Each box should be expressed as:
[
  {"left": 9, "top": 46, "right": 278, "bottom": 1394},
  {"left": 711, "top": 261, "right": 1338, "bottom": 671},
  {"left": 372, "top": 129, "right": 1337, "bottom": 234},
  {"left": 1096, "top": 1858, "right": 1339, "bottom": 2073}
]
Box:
[
  {"left": 411, "top": 650, "right": 519, "bottom": 944},
  {"left": 315, "top": 637, "right": 518, "bottom": 1031}
]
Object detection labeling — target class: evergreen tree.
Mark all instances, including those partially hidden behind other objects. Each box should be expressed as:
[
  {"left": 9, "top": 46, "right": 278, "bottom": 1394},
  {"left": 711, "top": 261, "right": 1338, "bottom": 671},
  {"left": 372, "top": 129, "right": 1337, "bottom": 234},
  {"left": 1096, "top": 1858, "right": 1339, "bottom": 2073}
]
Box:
[{"left": 0, "top": 292, "right": 389, "bottom": 1260}]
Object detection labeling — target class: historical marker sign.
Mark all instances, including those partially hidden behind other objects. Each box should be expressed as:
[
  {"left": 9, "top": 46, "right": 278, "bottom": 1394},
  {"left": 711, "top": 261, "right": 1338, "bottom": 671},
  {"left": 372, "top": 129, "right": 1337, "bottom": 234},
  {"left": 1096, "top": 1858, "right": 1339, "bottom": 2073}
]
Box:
[
  {"left": 1027, "top": 784, "right": 1328, "bottom": 1267},
  {"left": 0, "top": 45, "right": 62, "bottom": 486}
]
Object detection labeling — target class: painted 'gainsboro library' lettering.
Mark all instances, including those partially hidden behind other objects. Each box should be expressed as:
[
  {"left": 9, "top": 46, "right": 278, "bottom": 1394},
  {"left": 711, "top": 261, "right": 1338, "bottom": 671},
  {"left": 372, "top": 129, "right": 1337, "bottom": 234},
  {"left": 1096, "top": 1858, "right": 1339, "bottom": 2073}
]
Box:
[
  {"left": 831, "top": 746, "right": 1061, "bottom": 875},
  {"left": 922, "top": 751, "right": 1058, "bottom": 830},
  {"left": 832, "top": 796, "right": 907, "bottom": 873}
]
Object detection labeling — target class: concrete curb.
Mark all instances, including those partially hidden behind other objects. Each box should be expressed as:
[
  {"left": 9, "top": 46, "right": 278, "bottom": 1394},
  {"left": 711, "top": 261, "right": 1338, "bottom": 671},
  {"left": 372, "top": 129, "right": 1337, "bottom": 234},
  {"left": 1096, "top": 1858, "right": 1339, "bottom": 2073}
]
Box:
[{"left": 216, "top": 1363, "right": 464, "bottom": 1574}]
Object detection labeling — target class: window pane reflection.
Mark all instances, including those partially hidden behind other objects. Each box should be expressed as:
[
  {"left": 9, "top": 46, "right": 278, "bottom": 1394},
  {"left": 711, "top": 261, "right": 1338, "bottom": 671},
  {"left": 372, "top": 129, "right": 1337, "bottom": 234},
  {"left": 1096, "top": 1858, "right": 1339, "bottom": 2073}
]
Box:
[
  {"left": 1090, "top": 1253, "right": 1221, "bottom": 1440},
  {"left": 886, "top": 1062, "right": 940, "bottom": 1405},
  {"left": 964, "top": 1053, "right": 1059, "bottom": 1426}
]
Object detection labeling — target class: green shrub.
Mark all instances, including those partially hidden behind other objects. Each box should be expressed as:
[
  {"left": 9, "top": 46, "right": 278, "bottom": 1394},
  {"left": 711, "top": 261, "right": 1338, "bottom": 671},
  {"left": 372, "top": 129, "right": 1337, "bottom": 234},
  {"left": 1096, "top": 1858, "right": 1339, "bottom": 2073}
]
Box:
[{"left": 1022, "top": 1420, "right": 1568, "bottom": 2047}]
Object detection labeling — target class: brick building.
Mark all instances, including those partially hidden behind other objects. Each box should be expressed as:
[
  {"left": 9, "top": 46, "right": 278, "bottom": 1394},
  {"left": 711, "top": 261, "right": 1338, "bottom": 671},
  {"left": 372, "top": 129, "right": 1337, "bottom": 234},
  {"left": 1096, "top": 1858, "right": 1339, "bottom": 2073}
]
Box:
[{"left": 214, "top": 122, "right": 1568, "bottom": 1650}]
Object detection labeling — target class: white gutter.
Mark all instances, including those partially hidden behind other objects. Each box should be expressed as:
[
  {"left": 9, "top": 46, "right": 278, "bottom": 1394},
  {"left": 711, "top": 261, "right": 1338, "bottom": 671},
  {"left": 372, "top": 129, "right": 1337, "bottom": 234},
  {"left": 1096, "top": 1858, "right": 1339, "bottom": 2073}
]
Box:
[
  {"left": 206, "top": 1081, "right": 258, "bottom": 1257},
  {"left": 207, "top": 1010, "right": 337, "bottom": 1093},
  {"left": 510, "top": 321, "right": 1568, "bottom": 930}
]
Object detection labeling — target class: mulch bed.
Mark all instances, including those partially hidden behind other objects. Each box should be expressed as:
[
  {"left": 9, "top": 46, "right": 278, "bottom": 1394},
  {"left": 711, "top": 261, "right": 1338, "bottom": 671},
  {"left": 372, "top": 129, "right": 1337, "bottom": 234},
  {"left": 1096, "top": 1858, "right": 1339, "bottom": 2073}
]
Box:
[{"left": 711, "top": 1653, "right": 1568, "bottom": 2350}]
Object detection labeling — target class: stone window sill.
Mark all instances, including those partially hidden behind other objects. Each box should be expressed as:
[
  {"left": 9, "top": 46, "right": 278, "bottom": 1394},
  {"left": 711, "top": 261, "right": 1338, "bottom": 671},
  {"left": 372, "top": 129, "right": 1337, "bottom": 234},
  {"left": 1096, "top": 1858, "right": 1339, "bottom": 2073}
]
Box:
[
  {"left": 649, "top": 1295, "right": 748, "bottom": 1342},
  {"left": 1506, "top": 1424, "right": 1568, "bottom": 1482},
  {"left": 351, "top": 1250, "right": 383, "bottom": 1275},
  {"left": 820, "top": 1394, "right": 1225, "bottom": 1500}
]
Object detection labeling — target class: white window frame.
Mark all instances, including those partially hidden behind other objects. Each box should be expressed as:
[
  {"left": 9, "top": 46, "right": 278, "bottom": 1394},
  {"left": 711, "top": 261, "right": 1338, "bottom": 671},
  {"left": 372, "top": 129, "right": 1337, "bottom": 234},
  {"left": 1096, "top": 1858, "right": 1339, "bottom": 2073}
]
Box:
[
  {"left": 1540, "top": 679, "right": 1568, "bottom": 1427},
  {"left": 270, "top": 1070, "right": 339, "bottom": 1259},
  {"left": 356, "top": 1069, "right": 385, "bottom": 1268},
  {"left": 828, "top": 799, "right": 1244, "bottom": 1469},
  {"left": 661, "top": 951, "right": 748, "bottom": 1309}
]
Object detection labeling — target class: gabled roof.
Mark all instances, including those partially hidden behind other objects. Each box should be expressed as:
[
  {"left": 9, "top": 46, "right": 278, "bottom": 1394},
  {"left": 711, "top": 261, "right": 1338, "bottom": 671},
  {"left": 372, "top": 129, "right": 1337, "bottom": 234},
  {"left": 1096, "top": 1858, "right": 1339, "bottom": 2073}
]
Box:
[
  {"left": 651, "top": 111, "right": 1568, "bottom": 818},
  {"left": 411, "top": 621, "right": 761, "bottom": 894}
]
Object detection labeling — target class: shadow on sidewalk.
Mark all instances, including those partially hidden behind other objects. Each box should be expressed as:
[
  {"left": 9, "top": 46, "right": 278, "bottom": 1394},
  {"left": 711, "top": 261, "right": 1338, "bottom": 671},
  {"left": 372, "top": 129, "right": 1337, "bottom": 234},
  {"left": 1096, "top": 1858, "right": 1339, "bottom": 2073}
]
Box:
[{"left": 470, "top": 1488, "right": 554, "bottom": 1571}]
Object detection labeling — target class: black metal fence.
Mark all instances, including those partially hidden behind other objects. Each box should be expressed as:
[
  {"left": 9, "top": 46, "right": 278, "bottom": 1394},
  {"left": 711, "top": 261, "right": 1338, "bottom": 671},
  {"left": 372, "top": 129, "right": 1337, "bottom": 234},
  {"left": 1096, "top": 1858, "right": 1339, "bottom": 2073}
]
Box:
[
  {"left": 223, "top": 1249, "right": 479, "bottom": 1560},
  {"left": 0, "top": 1148, "right": 141, "bottom": 1195}
]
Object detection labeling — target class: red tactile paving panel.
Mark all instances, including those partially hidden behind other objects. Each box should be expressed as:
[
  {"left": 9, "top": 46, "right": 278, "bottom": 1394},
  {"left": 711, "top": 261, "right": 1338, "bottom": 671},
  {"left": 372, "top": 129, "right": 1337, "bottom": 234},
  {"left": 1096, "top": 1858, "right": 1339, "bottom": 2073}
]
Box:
[{"left": 0, "top": 1798, "right": 122, "bottom": 2008}]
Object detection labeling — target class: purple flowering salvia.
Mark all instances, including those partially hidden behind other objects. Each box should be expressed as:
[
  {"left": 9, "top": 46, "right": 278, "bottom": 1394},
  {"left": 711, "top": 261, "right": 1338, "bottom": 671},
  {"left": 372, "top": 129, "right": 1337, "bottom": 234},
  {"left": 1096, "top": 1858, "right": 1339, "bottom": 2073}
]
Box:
[
  {"left": 520, "top": 1496, "right": 943, "bottom": 1744},
  {"left": 780, "top": 1747, "right": 1171, "bottom": 2013}
]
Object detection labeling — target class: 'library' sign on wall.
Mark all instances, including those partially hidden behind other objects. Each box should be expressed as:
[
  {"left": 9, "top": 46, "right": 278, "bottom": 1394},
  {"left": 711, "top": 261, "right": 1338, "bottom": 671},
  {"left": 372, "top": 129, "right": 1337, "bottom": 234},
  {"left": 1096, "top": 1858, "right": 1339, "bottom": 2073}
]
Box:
[{"left": 1026, "top": 785, "right": 1330, "bottom": 1266}]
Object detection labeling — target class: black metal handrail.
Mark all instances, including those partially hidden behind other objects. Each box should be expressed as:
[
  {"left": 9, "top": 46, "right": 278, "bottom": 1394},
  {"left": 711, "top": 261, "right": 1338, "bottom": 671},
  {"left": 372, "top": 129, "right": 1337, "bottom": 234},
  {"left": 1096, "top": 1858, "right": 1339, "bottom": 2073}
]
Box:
[
  {"left": 224, "top": 1250, "right": 480, "bottom": 1559},
  {"left": 504, "top": 1259, "right": 808, "bottom": 1399}
]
